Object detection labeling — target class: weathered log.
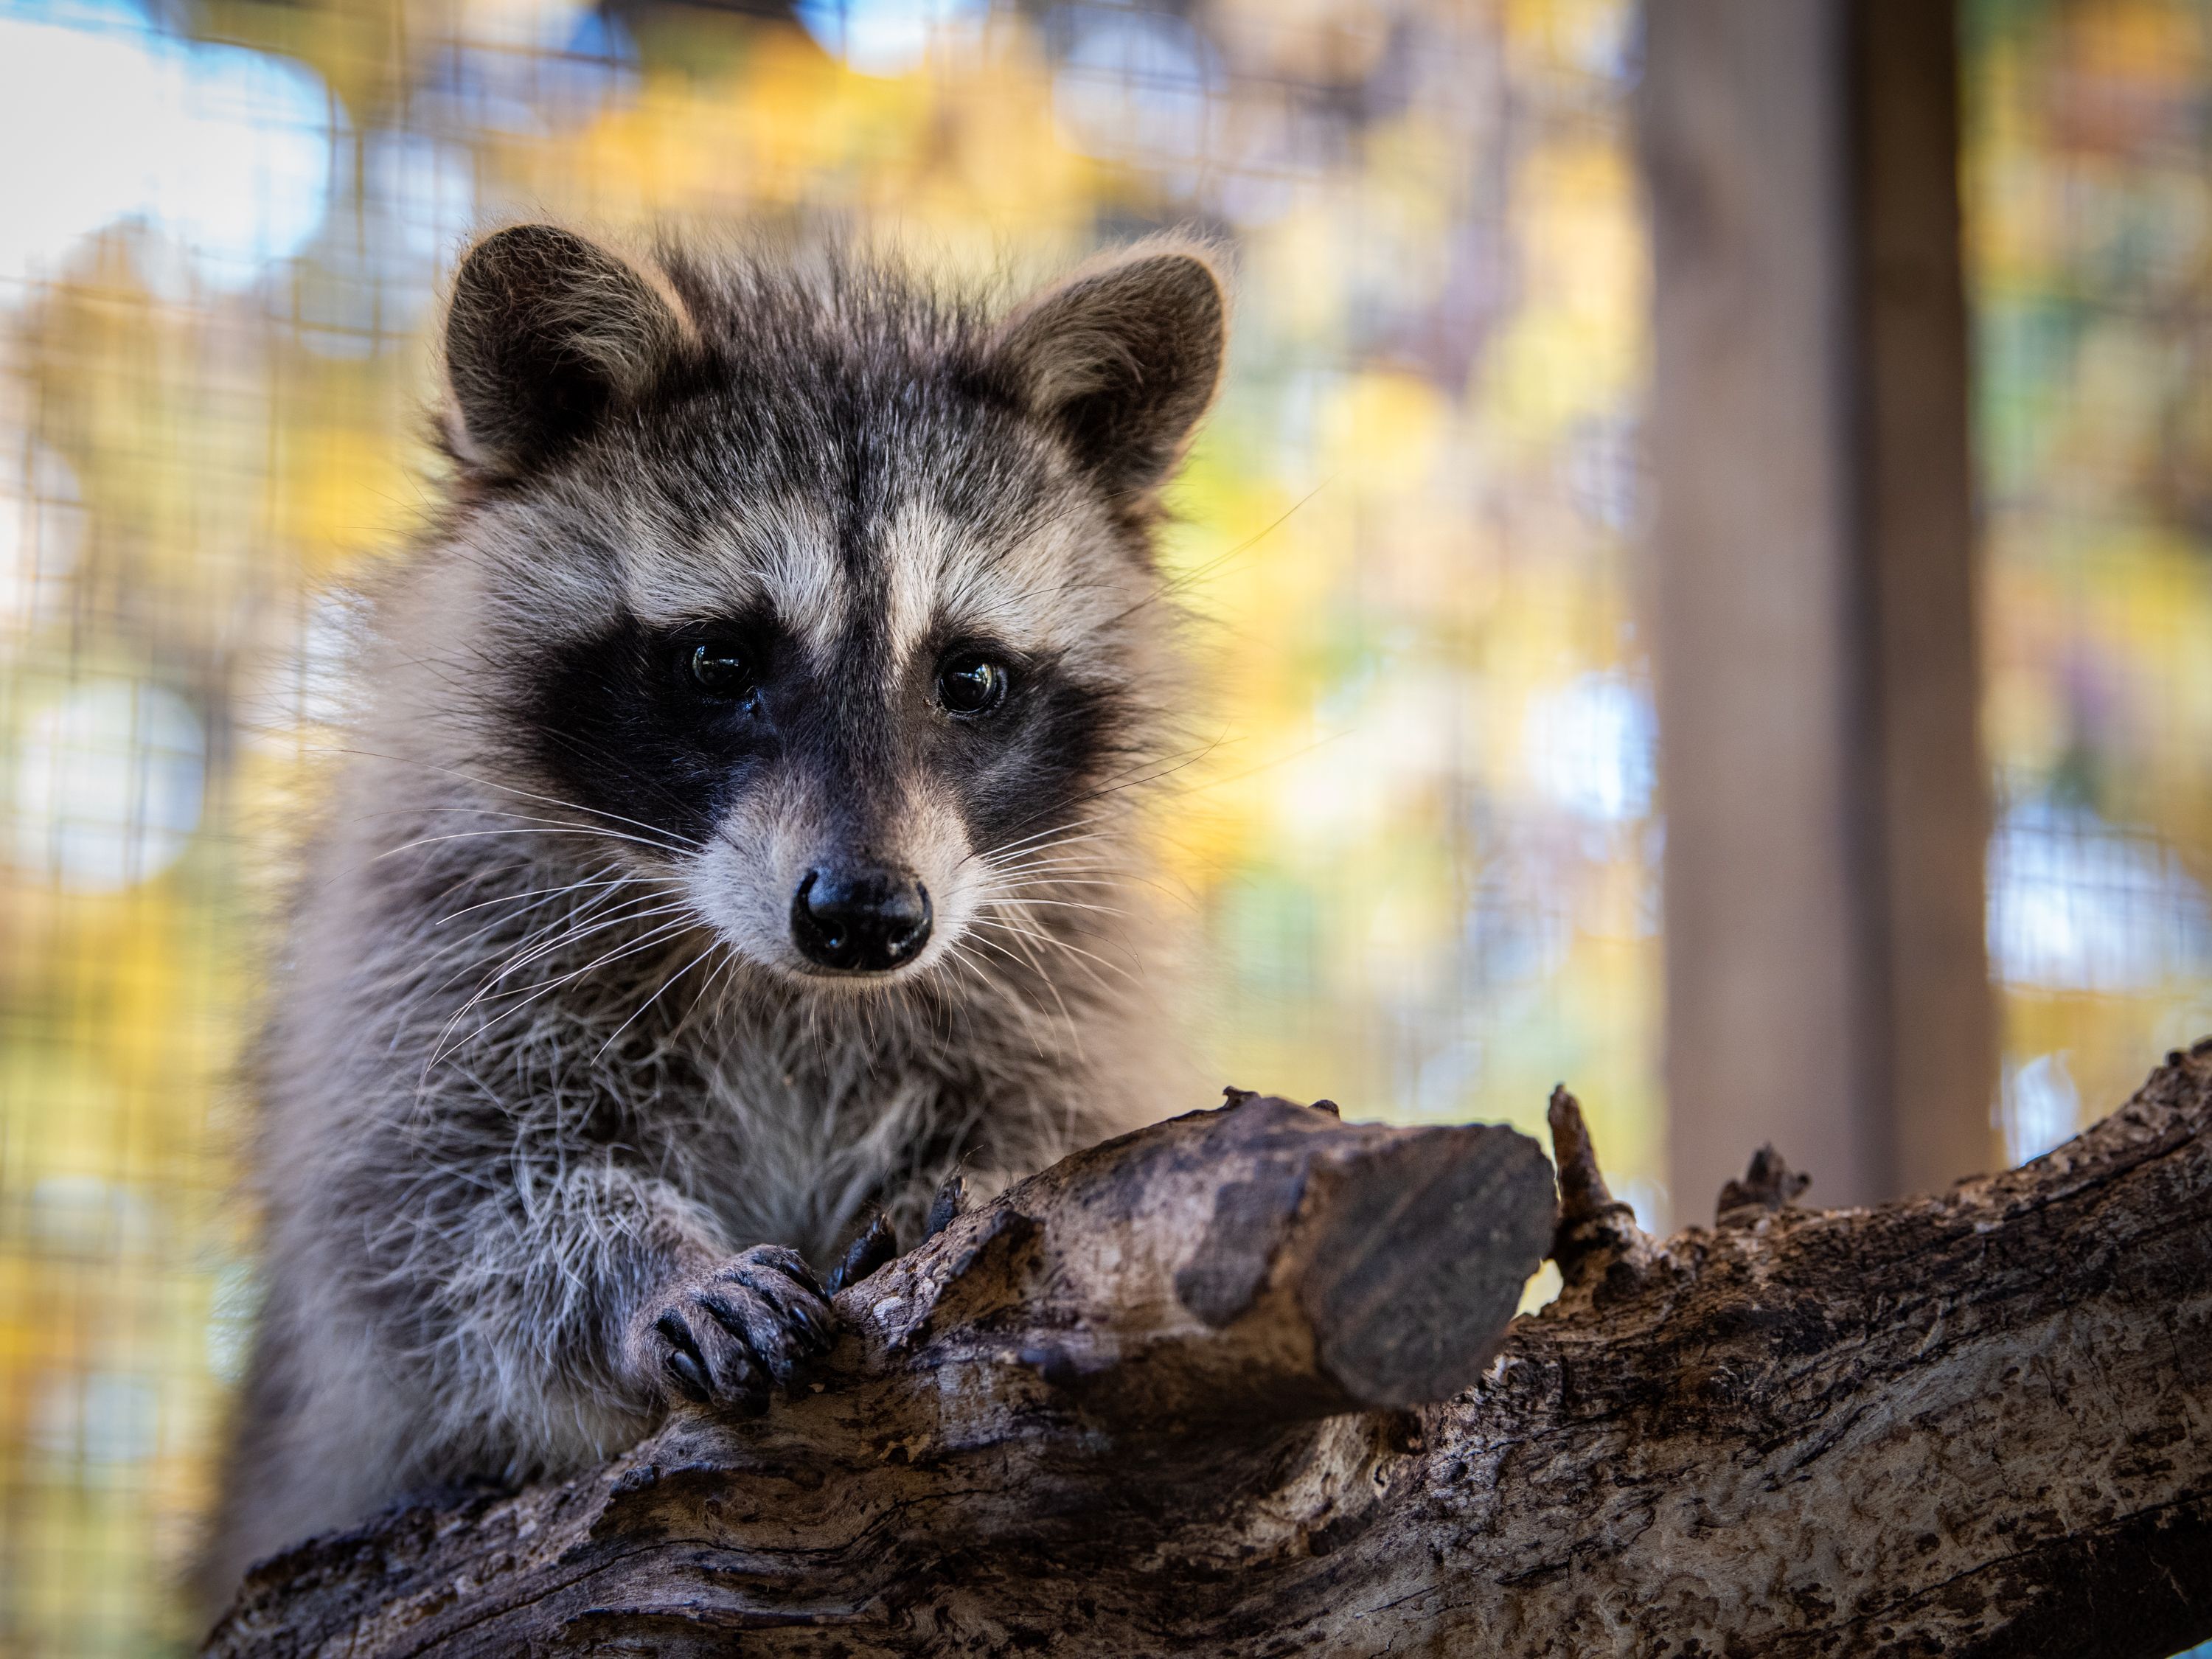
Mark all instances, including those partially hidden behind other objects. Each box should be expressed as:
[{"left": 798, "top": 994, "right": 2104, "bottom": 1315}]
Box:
[{"left": 206, "top": 1047, "right": 2212, "bottom": 1658}]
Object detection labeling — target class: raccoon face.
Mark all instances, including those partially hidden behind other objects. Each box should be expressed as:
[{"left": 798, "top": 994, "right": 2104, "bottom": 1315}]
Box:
[{"left": 439, "top": 226, "right": 1225, "bottom": 984}]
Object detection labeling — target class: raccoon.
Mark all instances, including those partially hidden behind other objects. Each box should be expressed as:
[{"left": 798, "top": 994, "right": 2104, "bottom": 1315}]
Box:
[{"left": 201, "top": 224, "right": 1227, "bottom": 1604}]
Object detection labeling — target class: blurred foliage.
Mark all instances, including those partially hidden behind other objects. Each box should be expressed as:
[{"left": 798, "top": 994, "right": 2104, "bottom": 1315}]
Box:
[
  {"left": 1966, "top": 0, "right": 2212, "bottom": 1161},
  {"left": 0, "top": 0, "right": 1652, "bottom": 1647}
]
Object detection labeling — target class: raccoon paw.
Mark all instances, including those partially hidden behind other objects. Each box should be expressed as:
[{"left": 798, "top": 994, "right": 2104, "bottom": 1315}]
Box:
[{"left": 632, "top": 1245, "right": 835, "bottom": 1415}]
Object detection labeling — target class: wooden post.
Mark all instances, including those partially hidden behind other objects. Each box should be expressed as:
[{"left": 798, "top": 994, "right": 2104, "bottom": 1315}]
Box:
[
  {"left": 1644, "top": 0, "right": 1996, "bottom": 1214},
  {"left": 1851, "top": 0, "right": 1997, "bottom": 1201}
]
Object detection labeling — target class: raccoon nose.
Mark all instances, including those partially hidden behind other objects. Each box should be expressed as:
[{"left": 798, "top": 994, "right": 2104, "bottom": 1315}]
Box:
[{"left": 790, "top": 866, "right": 933, "bottom": 973}]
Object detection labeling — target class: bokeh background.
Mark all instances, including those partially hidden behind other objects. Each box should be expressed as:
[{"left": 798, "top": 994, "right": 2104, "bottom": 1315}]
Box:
[{"left": 0, "top": 0, "right": 2208, "bottom": 1648}]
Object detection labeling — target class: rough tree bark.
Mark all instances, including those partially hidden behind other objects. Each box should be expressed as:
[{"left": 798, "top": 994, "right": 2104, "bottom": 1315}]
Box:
[{"left": 206, "top": 1048, "right": 2212, "bottom": 1658}]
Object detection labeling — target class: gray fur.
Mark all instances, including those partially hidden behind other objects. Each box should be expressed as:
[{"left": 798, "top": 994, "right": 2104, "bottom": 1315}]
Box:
[{"left": 201, "top": 226, "right": 1226, "bottom": 1606}]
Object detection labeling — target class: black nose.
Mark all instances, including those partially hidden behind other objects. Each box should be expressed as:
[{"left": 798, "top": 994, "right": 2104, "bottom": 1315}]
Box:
[{"left": 790, "top": 866, "right": 933, "bottom": 973}]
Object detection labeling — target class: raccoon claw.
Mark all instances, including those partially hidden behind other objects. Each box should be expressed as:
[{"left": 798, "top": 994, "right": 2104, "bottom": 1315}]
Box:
[
  {"left": 827, "top": 1213, "right": 899, "bottom": 1293},
  {"left": 656, "top": 1315, "right": 714, "bottom": 1405},
  {"left": 635, "top": 1245, "right": 835, "bottom": 1414},
  {"left": 922, "top": 1175, "right": 967, "bottom": 1242}
]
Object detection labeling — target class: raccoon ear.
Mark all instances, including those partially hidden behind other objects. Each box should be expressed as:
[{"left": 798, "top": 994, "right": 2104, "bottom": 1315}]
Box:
[
  {"left": 442, "top": 224, "right": 686, "bottom": 477},
  {"left": 993, "top": 246, "right": 1228, "bottom": 498}
]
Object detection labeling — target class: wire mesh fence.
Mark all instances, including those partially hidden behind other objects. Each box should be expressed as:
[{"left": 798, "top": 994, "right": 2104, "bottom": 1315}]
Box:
[
  {"left": 0, "top": 0, "right": 1652, "bottom": 1645},
  {"left": 1966, "top": 0, "right": 2212, "bottom": 1163}
]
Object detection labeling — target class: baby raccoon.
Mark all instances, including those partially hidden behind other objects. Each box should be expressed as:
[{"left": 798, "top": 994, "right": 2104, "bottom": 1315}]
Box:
[{"left": 203, "top": 225, "right": 1225, "bottom": 1601}]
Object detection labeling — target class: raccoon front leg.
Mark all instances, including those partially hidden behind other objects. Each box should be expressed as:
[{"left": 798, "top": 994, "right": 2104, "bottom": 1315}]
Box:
[{"left": 378, "top": 1158, "right": 837, "bottom": 1456}]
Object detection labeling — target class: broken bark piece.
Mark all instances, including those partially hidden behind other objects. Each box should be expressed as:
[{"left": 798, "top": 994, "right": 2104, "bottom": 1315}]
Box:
[
  {"left": 855, "top": 1092, "right": 1557, "bottom": 1423},
  {"left": 1544, "top": 1084, "right": 1653, "bottom": 1295},
  {"left": 1715, "top": 1141, "right": 1812, "bottom": 1221}
]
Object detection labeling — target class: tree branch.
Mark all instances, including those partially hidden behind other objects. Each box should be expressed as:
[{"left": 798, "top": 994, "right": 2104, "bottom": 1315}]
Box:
[{"left": 207, "top": 1047, "right": 2212, "bottom": 1658}]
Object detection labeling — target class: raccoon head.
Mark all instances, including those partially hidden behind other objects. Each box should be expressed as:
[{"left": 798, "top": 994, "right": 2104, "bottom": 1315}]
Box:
[{"left": 436, "top": 225, "right": 1225, "bottom": 985}]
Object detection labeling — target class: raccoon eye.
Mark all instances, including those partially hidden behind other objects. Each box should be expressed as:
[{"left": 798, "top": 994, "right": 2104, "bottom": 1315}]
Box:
[
  {"left": 688, "top": 641, "right": 754, "bottom": 698},
  {"left": 936, "top": 653, "right": 1009, "bottom": 717}
]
